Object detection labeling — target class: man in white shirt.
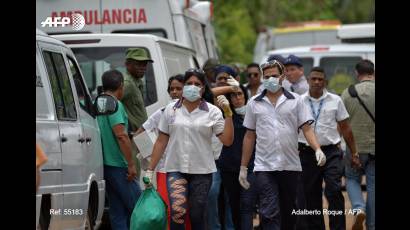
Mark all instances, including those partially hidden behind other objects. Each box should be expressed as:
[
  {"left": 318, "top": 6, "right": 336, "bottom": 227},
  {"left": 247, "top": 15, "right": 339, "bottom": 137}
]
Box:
[
  {"left": 283, "top": 54, "right": 309, "bottom": 95},
  {"left": 298, "top": 67, "right": 358, "bottom": 230},
  {"left": 239, "top": 60, "right": 326, "bottom": 230}
]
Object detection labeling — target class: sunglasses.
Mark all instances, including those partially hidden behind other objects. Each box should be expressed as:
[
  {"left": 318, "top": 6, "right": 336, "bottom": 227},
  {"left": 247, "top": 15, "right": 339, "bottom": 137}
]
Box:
[
  {"left": 185, "top": 68, "right": 205, "bottom": 76},
  {"left": 260, "top": 60, "right": 284, "bottom": 73}
]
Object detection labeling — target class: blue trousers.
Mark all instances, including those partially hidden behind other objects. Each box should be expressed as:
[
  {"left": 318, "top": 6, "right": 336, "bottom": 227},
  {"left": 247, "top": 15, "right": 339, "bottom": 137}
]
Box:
[
  {"left": 207, "top": 170, "right": 235, "bottom": 230},
  {"left": 256, "top": 171, "right": 300, "bottom": 230},
  {"left": 104, "top": 165, "right": 142, "bottom": 230},
  {"left": 221, "top": 171, "right": 258, "bottom": 230}
]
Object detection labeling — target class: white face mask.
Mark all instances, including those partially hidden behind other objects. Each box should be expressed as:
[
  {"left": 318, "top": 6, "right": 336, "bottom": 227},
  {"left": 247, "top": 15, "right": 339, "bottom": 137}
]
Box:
[
  {"left": 263, "top": 76, "right": 281, "bottom": 93},
  {"left": 234, "top": 105, "right": 246, "bottom": 116},
  {"left": 182, "top": 85, "right": 202, "bottom": 102}
]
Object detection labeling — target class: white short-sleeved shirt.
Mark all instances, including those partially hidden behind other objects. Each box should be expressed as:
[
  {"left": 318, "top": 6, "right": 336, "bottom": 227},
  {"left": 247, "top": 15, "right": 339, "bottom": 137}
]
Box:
[
  {"left": 298, "top": 90, "right": 349, "bottom": 146},
  {"left": 243, "top": 89, "right": 313, "bottom": 172},
  {"left": 158, "top": 99, "right": 225, "bottom": 174},
  {"left": 282, "top": 76, "right": 309, "bottom": 95},
  {"left": 142, "top": 106, "right": 167, "bottom": 173}
]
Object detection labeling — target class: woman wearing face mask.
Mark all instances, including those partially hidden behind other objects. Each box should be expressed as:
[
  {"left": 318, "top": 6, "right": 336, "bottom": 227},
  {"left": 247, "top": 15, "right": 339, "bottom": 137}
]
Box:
[
  {"left": 134, "top": 74, "right": 189, "bottom": 230},
  {"left": 145, "top": 68, "right": 234, "bottom": 230},
  {"left": 218, "top": 84, "right": 257, "bottom": 230}
]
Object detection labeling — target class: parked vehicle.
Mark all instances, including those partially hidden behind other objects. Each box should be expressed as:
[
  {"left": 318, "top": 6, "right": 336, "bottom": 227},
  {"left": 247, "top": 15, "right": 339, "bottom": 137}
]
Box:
[
  {"left": 36, "top": 29, "right": 112, "bottom": 230},
  {"left": 36, "top": 0, "right": 219, "bottom": 66}
]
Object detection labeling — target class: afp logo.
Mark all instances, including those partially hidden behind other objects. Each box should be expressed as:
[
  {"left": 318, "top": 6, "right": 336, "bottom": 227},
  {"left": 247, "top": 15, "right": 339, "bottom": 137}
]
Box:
[{"left": 41, "top": 13, "right": 85, "bottom": 31}]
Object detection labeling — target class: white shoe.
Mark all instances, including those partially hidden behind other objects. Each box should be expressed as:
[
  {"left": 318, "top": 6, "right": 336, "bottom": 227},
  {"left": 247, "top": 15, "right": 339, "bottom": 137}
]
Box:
[{"left": 352, "top": 210, "right": 366, "bottom": 230}]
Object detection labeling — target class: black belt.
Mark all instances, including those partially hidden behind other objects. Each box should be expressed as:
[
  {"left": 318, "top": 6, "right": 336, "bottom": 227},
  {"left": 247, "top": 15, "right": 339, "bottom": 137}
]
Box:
[{"left": 298, "top": 142, "right": 339, "bottom": 152}]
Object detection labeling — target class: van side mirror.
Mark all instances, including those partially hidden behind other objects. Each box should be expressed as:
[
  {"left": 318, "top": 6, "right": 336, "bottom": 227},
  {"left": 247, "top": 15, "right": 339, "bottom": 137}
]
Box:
[{"left": 94, "top": 94, "right": 118, "bottom": 116}]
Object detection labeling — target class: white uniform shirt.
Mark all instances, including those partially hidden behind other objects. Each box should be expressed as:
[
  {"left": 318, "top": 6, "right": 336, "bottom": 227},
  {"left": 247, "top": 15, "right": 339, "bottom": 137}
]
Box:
[
  {"left": 298, "top": 90, "right": 349, "bottom": 146},
  {"left": 158, "top": 99, "right": 225, "bottom": 174},
  {"left": 142, "top": 107, "right": 166, "bottom": 173},
  {"left": 282, "top": 75, "right": 309, "bottom": 95},
  {"left": 243, "top": 89, "right": 313, "bottom": 172}
]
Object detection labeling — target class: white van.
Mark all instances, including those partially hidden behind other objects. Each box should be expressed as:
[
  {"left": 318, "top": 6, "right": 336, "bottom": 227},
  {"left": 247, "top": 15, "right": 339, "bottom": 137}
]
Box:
[
  {"left": 261, "top": 43, "right": 375, "bottom": 95},
  {"left": 36, "top": 0, "right": 218, "bottom": 66},
  {"left": 36, "top": 29, "right": 107, "bottom": 229},
  {"left": 52, "top": 33, "right": 198, "bottom": 116}
]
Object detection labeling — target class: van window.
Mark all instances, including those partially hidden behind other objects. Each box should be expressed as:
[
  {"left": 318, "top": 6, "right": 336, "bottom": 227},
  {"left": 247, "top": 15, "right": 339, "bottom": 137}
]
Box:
[
  {"left": 185, "top": 17, "right": 208, "bottom": 63},
  {"left": 43, "top": 51, "right": 77, "bottom": 120},
  {"left": 71, "top": 47, "right": 158, "bottom": 106},
  {"left": 299, "top": 57, "right": 314, "bottom": 76},
  {"left": 67, "top": 56, "right": 94, "bottom": 117},
  {"left": 36, "top": 62, "right": 50, "bottom": 119},
  {"left": 320, "top": 56, "right": 362, "bottom": 95}
]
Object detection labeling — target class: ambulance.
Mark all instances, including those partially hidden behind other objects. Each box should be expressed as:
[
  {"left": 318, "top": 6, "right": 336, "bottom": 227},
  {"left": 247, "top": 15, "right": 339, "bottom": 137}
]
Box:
[{"left": 36, "top": 0, "right": 219, "bottom": 66}]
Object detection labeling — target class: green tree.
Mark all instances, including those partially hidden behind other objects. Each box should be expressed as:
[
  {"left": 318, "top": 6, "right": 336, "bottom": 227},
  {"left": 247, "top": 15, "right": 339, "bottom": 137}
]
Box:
[{"left": 213, "top": 0, "right": 256, "bottom": 64}]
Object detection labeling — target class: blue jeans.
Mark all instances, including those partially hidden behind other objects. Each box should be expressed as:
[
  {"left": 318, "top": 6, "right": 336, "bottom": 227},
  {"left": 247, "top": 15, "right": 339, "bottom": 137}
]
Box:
[
  {"left": 167, "top": 172, "right": 213, "bottom": 230},
  {"left": 345, "top": 153, "right": 375, "bottom": 230},
  {"left": 104, "top": 165, "right": 142, "bottom": 230},
  {"left": 221, "top": 171, "right": 257, "bottom": 230},
  {"left": 207, "top": 170, "right": 235, "bottom": 230}
]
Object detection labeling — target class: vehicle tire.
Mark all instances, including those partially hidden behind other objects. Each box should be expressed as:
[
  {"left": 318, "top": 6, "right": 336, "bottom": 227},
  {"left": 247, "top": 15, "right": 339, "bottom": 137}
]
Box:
[
  {"left": 85, "top": 189, "right": 98, "bottom": 230},
  {"left": 85, "top": 204, "right": 95, "bottom": 230},
  {"left": 38, "top": 195, "right": 51, "bottom": 230}
]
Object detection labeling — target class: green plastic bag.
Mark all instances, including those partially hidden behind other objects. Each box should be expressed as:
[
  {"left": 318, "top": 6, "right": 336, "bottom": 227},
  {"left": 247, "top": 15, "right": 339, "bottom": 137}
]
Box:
[{"left": 130, "top": 177, "right": 167, "bottom": 230}]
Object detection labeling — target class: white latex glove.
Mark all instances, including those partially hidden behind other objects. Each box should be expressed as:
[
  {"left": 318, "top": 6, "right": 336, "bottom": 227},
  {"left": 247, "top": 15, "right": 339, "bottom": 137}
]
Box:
[
  {"left": 238, "top": 166, "right": 250, "bottom": 190},
  {"left": 315, "top": 149, "right": 326, "bottom": 166},
  {"left": 216, "top": 95, "right": 230, "bottom": 109},
  {"left": 227, "top": 76, "right": 240, "bottom": 87},
  {"left": 143, "top": 170, "right": 154, "bottom": 187}
]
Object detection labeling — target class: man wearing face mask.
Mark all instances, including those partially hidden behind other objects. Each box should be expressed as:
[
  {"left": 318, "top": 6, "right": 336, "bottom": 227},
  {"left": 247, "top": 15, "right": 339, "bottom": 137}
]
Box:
[
  {"left": 283, "top": 54, "right": 309, "bottom": 95},
  {"left": 239, "top": 60, "right": 326, "bottom": 230}
]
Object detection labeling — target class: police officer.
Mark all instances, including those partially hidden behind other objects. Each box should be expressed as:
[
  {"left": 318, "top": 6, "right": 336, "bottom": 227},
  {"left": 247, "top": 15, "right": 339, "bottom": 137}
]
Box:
[
  {"left": 283, "top": 54, "right": 309, "bottom": 95},
  {"left": 299, "top": 67, "right": 358, "bottom": 230}
]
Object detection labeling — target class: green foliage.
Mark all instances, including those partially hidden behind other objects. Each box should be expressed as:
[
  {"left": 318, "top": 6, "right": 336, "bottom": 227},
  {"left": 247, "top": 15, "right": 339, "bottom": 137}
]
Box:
[{"left": 213, "top": 0, "right": 256, "bottom": 64}]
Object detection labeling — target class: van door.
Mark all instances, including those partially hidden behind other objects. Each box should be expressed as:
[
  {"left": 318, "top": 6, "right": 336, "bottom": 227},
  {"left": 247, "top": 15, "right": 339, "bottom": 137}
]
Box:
[
  {"left": 66, "top": 53, "right": 105, "bottom": 222},
  {"left": 36, "top": 41, "right": 64, "bottom": 229},
  {"left": 40, "top": 47, "right": 87, "bottom": 228}
]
